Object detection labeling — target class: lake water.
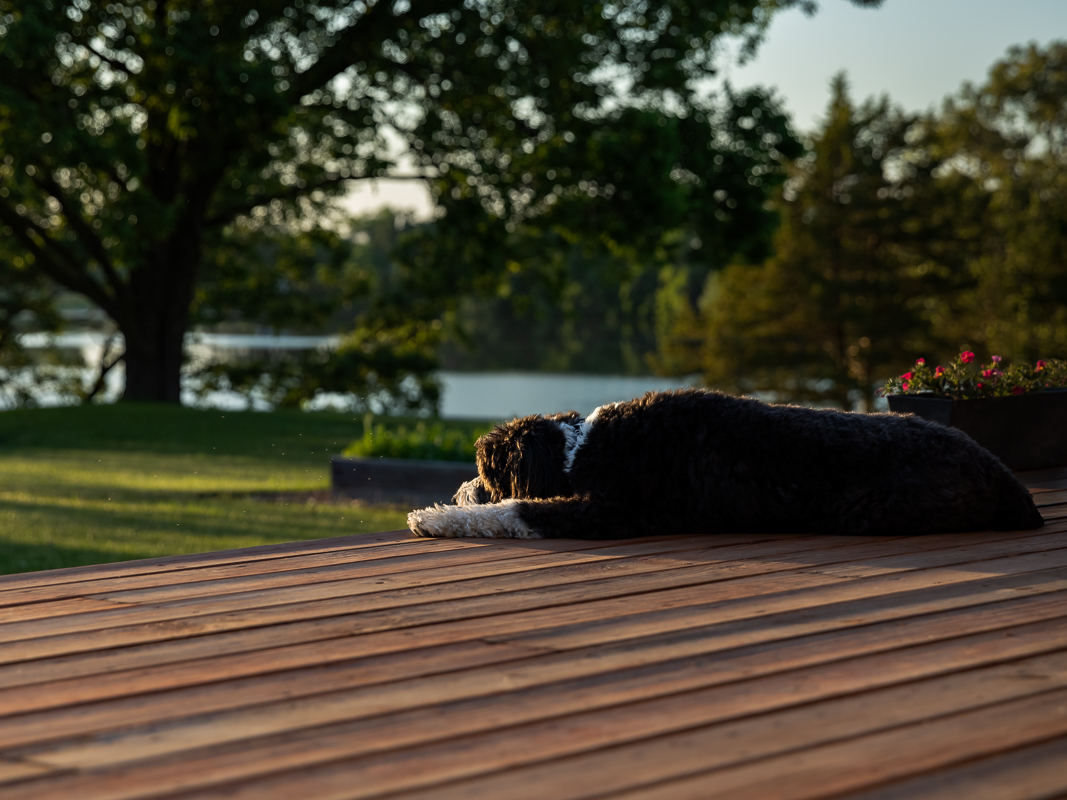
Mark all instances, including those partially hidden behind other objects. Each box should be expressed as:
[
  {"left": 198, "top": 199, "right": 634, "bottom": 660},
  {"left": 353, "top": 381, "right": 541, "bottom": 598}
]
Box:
[{"left": 12, "top": 332, "right": 698, "bottom": 418}]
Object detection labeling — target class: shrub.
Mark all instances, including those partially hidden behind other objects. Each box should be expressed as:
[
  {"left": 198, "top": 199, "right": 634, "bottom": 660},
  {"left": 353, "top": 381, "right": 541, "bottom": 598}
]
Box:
[{"left": 342, "top": 419, "right": 490, "bottom": 462}]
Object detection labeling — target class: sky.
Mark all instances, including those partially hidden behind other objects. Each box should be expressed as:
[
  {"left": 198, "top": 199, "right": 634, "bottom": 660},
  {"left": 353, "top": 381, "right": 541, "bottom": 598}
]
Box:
[{"left": 340, "top": 0, "right": 1067, "bottom": 220}]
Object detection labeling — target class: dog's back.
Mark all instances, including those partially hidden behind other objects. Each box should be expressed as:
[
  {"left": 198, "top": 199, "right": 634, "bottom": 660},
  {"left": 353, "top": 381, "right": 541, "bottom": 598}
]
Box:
[{"left": 567, "top": 389, "right": 1042, "bottom": 536}]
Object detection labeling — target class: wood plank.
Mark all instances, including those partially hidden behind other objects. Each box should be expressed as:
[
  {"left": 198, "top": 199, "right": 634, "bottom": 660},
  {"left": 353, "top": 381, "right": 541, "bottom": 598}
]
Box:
[
  {"left": 21, "top": 640, "right": 1067, "bottom": 800},
  {"left": 5, "top": 581, "right": 1067, "bottom": 755},
  {"left": 596, "top": 688, "right": 1067, "bottom": 800},
  {"left": 1042, "top": 504, "right": 1067, "bottom": 521},
  {"left": 90, "top": 535, "right": 840, "bottom": 606},
  {"left": 0, "top": 758, "right": 56, "bottom": 783},
  {"left": 1033, "top": 489, "right": 1067, "bottom": 506},
  {"left": 6, "top": 581, "right": 1067, "bottom": 747},
  {"left": 495, "top": 547, "right": 1067, "bottom": 650},
  {"left": 0, "top": 567, "right": 857, "bottom": 666},
  {"left": 1018, "top": 466, "right": 1067, "bottom": 486},
  {"left": 1, "top": 530, "right": 1061, "bottom": 661},
  {"left": 2, "top": 554, "right": 1065, "bottom": 694},
  {"left": 0, "top": 540, "right": 516, "bottom": 607},
  {"left": 843, "top": 736, "right": 1067, "bottom": 800},
  {"left": 2, "top": 530, "right": 1042, "bottom": 645},
  {"left": 0, "top": 530, "right": 416, "bottom": 590},
  {"left": 10, "top": 593, "right": 1067, "bottom": 780},
  {"left": 0, "top": 554, "right": 860, "bottom": 648},
  {"left": 1024, "top": 478, "right": 1067, "bottom": 493},
  {"left": 0, "top": 534, "right": 717, "bottom": 607},
  {"left": 0, "top": 598, "right": 131, "bottom": 624}
]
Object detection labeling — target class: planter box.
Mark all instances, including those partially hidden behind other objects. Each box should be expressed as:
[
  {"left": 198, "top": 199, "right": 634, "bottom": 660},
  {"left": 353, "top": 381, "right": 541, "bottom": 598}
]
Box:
[
  {"left": 887, "top": 391, "right": 1067, "bottom": 471},
  {"left": 331, "top": 456, "right": 478, "bottom": 506}
]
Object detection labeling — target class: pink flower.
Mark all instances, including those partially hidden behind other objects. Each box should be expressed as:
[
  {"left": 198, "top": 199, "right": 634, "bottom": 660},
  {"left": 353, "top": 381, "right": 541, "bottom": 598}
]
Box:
[
  {"left": 976, "top": 382, "right": 984, "bottom": 389},
  {"left": 902, "top": 382, "right": 910, "bottom": 392},
  {"left": 1036, "top": 360, "right": 1047, "bottom": 372},
  {"left": 1012, "top": 386, "right": 1024, "bottom": 395},
  {"left": 902, "top": 371, "right": 913, "bottom": 380},
  {"left": 981, "top": 369, "right": 997, "bottom": 378},
  {"left": 934, "top": 366, "right": 945, "bottom": 377},
  {"left": 916, "top": 358, "right": 925, "bottom": 365},
  {"left": 960, "top": 351, "right": 975, "bottom": 364},
  {"left": 991, "top": 355, "right": 1002, "bottom": 363}
]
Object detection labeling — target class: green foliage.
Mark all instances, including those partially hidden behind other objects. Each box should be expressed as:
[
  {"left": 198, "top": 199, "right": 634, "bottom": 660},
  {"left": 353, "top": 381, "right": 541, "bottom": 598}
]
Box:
[
  {"left": 188, "top": 321, "right": 441, "bottom": 412},
  {"left": 662, "top": 76, "right": 940, "bottom": 408},
  {"left": 393, "top": 90, "right": 803, "bottom": 349},
  {"left": 883, "top": 353, "right": 1067, "bottom": 399},
  {"left": 0, "top": 0, "right": 831, "bottom": 401},
  {"left": 343, "top": 417, "right": 491, "bottom": 463},
  {"left": 911, "top": 42, "right": 1067, "bottom": 360},
  {"left": 193, "top": 224, "right": 371, "bottom": 333},
  {"left": 666, "top": 42, "right": 1067, "bottom": 406}
]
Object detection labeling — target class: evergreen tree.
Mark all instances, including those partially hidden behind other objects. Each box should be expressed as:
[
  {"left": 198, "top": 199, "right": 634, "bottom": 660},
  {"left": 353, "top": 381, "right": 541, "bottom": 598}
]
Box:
[
  {"left": 661, "top": 76, "right": 941, "bottom": 409},
  {"left": 917, "top": 42, "right": 1067, "bottom": 360}
]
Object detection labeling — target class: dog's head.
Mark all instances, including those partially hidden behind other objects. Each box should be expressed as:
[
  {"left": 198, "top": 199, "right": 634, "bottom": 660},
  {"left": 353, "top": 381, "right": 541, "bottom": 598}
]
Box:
[{"left": 474, "top": 411, "right": 580, "bottom": 502}]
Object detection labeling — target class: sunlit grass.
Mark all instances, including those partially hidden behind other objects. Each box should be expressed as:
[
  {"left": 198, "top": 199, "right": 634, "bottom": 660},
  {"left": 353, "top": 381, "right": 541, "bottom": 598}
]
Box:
[{"left": 0, "top": 404, "right": 491, "bottom": 575}]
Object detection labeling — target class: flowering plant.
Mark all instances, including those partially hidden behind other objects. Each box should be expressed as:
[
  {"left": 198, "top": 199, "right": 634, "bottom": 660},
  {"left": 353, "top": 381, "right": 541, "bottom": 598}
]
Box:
[{"left": 882, "top": 353, "right": 1067, "bottom": 399}]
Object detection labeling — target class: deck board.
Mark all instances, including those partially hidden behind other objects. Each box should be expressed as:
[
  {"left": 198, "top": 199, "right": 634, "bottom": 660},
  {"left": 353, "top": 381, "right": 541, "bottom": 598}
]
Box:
[{"left": 0, "top": 469, "right": 1064, "bottom": 799}]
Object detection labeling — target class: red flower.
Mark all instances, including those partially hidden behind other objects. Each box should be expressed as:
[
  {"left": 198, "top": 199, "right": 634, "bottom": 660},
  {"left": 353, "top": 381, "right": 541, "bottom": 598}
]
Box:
[
  {"left": 902, "top": 382, "right": 910, "bottom": 392},
  {"left": 976, "top": 382, "right": 984, "bottom": 389},
  {"left": 1036, "top": 360, "right": 1047, "bottom": 372},
  {"left": 934, "top": 366, "right": 945, "bottom": 377},
  {"left": 981, "top": 369, "right": 997, "bottom": 378},
  {"left": 1012, "top": 386, "right": 1024, "bottom": 395},
  {"left": 960, "top": 351, "right": 975, "bottom": 363},
  {"left": 916, "top": 358, "right": 925, "bottom": 365},
  {"left": 902, "top": 371, "right": 913, "bottom": 380}
]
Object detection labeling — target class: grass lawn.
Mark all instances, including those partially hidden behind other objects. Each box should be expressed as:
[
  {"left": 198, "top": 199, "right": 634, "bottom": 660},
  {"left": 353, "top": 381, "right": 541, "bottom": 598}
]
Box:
[{"left": 0, "top": 404, "right": 488, "bottom": 576}]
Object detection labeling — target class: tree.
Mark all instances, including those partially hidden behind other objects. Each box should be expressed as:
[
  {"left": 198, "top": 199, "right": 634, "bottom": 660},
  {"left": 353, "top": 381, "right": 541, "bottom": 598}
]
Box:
[
  {"left": 915, "top": 42, "right": 1067, "bottom": 360},
  {"left": 187, "top": 212, "right": 440, "bottom": 411},
  {"left": 661, "top": 76, "right": 945, "bottom": 409},
  {"left": 0, "top": 0, "right": 882, "bottom": 403},
  {"left": 418, "top": 87, "right": 804, "bottom": 375}
]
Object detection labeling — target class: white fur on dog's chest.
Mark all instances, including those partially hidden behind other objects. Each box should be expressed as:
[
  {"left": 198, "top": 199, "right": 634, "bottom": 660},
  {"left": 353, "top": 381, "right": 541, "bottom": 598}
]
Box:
[{"left": 559, "top": 408, "right": 600, "bottom": 474}]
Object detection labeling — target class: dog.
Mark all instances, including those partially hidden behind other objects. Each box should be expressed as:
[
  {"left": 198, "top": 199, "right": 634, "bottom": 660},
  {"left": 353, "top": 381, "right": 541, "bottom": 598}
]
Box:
[{"left": 407, "top": 389, "right": 1044, "bottom": 539}]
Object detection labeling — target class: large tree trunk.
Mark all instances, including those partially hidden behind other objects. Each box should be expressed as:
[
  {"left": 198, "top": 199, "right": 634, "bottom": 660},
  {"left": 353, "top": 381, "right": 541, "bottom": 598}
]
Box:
[{"left": 120, "top": 224, "right": 202, "bottom": 403}]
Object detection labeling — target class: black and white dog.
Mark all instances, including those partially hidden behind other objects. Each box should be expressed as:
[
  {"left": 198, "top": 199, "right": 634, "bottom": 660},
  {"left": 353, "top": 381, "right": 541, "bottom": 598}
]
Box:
[{"left": 407, "top": 389, "right": 1044, "bottom": 540}]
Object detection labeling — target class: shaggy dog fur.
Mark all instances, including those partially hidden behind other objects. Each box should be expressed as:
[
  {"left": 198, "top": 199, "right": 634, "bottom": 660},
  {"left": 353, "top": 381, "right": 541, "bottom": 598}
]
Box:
[{"left": 407, "top": 389, "right": 1044, "bottom": 540}]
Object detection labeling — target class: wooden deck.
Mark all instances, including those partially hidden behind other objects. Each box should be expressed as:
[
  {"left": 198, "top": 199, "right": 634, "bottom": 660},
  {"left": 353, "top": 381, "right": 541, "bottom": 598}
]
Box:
[{"left": 1, "top": 471, "right": 1066, "bottom": 799}]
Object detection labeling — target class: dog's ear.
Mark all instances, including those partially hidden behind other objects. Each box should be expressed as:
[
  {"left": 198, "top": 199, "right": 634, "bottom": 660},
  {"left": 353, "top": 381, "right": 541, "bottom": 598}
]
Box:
[
  {"left": 476, "top": 416, "right": 570, "bottom": 501},
  {"left": 476, "top": 427, "right": 511, "bottom": 502},
  {"left": 508, "top": 420, "right": 570, "bottom": 500}
]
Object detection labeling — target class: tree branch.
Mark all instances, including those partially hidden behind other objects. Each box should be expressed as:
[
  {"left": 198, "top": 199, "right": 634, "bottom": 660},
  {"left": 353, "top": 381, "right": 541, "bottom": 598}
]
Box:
[
  {"left": 85, "top": 40, "right": 135, "bottom": 79},
  {"left": 30, "top": 171, "right": 127, "bottom": 300},
  {"left": 84, "top": 331, "right": 124, "bottom": 403},
  {"left": 0, "top": 201, "right": 118, "bottom": 316},
  {"left": 287, "top": 0, "right": 439, "bottom": 99},
  {"left": 204, "top": 171, "right": 430, "bottom": 227}
]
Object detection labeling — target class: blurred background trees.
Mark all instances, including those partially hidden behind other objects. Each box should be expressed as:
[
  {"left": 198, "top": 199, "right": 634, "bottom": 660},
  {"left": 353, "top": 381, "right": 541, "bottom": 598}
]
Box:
[
  {"left": 0, "top": 0, "right": 827, "bottom": 406},
  {"left": 657, "top": 43, "right": 1067, "bottom": 408},
  {"left": 1, "top": 0, "right": 1064, "bottom": 413}
]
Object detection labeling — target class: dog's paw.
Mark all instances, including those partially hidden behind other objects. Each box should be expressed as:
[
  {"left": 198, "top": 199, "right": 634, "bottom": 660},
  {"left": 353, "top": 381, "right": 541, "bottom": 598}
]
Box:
[
  {"left": 407, "top": 501, "right": 542, "bottom": 539},
  {"left": 453, "top": 477, "right": 491, "bottom": 507}
]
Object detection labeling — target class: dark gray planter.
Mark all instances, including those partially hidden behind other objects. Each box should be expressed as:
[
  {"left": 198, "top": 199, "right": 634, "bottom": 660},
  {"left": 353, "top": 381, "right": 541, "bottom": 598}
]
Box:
[
  {"left": 331, "top": 456, "right": 478, "bottom": 506},
  {"left": 887, "top": 390, "right": 1067, "bottom": 471}
]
